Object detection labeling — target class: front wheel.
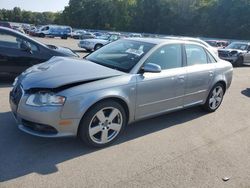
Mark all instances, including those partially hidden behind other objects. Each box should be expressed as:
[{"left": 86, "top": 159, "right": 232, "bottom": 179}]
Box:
[
  {"left": 78, "top": 100, "right": 127, "bottom": 147},
  {"left": 203, "top": 83, "right": 225, "bottom": 112},
  {"left": 234, "top": 56, "right": 243, "bottom": 67}
]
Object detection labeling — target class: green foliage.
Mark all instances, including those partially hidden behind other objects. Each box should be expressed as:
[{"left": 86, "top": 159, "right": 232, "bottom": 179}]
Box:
[{"left": 1, "top": 0, "right": 250, "bottom": 39}]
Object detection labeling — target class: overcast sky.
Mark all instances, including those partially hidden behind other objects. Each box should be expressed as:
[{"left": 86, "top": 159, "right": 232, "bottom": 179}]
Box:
[{"left": 0, "top": 0, "right": 69, "bottom": 12}]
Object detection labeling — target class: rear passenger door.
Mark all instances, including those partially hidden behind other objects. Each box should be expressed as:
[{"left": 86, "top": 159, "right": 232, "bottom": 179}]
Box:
[{"left": 183, "top": 44, "right": 216, "bottom": 107}]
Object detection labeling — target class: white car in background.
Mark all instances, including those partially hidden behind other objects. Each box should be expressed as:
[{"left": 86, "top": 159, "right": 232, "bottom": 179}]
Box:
[{"left": 78, "top": 34, "right": 120, "bottom": 51}]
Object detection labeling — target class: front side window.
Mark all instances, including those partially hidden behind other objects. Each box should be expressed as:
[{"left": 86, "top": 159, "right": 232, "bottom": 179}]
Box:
[
  {"left": 185, "top": 44, "right": 208, "bottom": 66},
  {"left": 144, "top": 44, "right": 182, "bottom": 70},
  {"left": 0, "top": 31, "right": 19, "bottom": 49},
  {"left": 0, "top": 31, "right": 38, "bottom": 51},
  {"left": 86, "top": 39, "right": 155, "bottom": 72}
]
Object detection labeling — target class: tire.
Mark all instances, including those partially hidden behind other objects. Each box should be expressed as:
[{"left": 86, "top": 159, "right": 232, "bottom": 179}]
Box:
[
  {"left": 39, "top": 33, "right": 45, "bottom": 38},
  {"left": 94, "top": 44, "right": 103, "bottom": 51},
  {"left": 78, "top": 100, "right": 127, "bottom": 148},
  {"left": 234, "top": 56, "right": 243, "bottom": 67},
  {"left": 61, "top": 35, "right": 68, "bottom": 39},
  {"left": 202, "top": 83, "right": 225, "bottom": 112}
]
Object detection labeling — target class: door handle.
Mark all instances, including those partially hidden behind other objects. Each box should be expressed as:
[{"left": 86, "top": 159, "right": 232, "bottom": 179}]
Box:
[
  {"left": 209, "top": 71, "right": 214, "bottom": 77},
  {"left": 178, "top": 75, "right": 185, "bottom": 80}
]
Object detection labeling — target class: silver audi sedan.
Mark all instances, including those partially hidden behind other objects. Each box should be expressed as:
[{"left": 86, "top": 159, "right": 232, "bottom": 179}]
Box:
[{"left": 10, "top": 38, "right": 233, "bottom": 147}]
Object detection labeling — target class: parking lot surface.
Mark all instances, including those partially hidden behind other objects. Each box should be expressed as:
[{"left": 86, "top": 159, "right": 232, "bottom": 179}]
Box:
[
  {"left": 0, "top": 59, "right": 250, "bottom": 187},
  {"left": 33, "top": 36, "right": 89, "bottom": 58}
]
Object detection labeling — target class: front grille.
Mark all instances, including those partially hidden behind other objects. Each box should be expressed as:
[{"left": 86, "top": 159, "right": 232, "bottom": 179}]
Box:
[
  {"left": 10, "top": 84, "right": 23, "bottom": 105},
  {"left": 218, "top": 51, "right": 229, "bottom": 58},
  {"left": 22, "top": 119, "right": 58, "bottom": 135}
]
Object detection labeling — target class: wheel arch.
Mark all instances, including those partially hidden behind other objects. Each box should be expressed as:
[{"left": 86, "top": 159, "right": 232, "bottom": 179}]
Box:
[
  {"left": 216, "top": 80, "right": 226, "bottom": 93},
  {"left": 77, "top": 96, "right": 130, "bottom": 135}
]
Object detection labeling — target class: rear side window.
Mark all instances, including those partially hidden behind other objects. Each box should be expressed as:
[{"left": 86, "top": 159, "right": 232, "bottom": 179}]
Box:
[
  {"left": 185, "top": 44, "right": 208, "bottom": 66},
  {"left": 145, "top": 44, "right": 182, "bottom": 70}
]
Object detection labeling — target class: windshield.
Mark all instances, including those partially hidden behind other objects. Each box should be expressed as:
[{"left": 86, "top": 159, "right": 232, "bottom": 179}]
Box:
[
  {"left": 226, "top": 42, "right": 248, "bottom": 50},
  {"left": 206, "top": 41, "right": 218, "bottom": 47},
  {"left": 86, "top": 39, "right": 155, "bottom": 72}
]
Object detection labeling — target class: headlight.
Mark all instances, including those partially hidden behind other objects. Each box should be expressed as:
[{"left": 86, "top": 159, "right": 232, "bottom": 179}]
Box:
[
  {"left": 12, "top": 77, "right": 18, "bottom": 87},
  {"left": 230, "top": 51, "right": 239, "bottom": 57},
  {"left": 231, "top": 53, "right": 239, "bottom": 57},
  {"left": 26, "top": 92, "right": 66, "bottom": 106}
]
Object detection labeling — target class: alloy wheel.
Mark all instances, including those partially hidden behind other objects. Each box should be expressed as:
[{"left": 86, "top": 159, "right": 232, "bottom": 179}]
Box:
[
  {"left": 88, "top": 107, "right": 123, "bottom": 144},
  {"left": 209, "top": 86, "right": 224, "bottom": 110}
]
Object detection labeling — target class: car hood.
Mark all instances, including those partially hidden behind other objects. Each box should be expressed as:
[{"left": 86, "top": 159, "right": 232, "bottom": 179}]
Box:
[
  {"left": 19, "top": 56, "right": 125, "bottom": 90},
  {"left": 219, "top": 48, "right": 246, "bottom": 53}
]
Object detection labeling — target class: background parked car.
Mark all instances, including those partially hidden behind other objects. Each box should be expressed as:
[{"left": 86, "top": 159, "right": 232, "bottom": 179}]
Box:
[
  {"left": 218, "top": 42, "right": 250, "bottom": 66},
  {"left": 80, "top": 32, "right": 96, "bottom": 40},
  {"left": 128, "top": 33, "right": 142, "bottom": 37},
  {"left": 0, "top": 27, "right": 78, "bottom": 79},
  {"left": 0, "top": 21, "right": 12, "bottom": 28},
  {"left": 72, "top": 29, "right": 86, "bottom": 39},
  {"left": 205, "top": 40, "right": 229, "bottom": 49},
  {"left": 12, "top": 26, "right": 25, "bottom": 34},
  {"left": 78, "top": 34, "right": 120, "bottom": 51},
  {"left": 35, "top": 25, "right": 72, "bottom": 39}
]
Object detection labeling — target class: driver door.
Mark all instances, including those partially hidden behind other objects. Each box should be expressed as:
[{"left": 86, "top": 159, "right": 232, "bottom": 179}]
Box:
[
  {"left": 135, "top": 44, "right": 186, "bottom": 120},
  {"left": 0, "top": 30, "right": 42, "bottom": 77}
]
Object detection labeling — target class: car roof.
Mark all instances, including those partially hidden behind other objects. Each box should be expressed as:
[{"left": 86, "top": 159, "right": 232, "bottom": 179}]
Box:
[{"left": 125, "top": 37, "right": 200, "bottom": 45}]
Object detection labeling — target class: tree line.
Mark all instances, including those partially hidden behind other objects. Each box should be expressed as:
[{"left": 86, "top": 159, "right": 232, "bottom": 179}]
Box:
[{"left": 1, "top": 0, "right": 250, "bottom": 40}]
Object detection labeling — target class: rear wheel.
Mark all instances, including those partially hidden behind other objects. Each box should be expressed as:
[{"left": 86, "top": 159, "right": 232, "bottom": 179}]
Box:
[
  {"left": 79, "top": 100, "right": 127, "bottom": 147},
  {"left": 61, "top": 35, "right": 68, "bottom": 39},
  {"left": 203, "top": 83, "right": 225, "bottom": 112},
  {"left": 94, "top": 44, "right": 103, "bottom": 51},
  {"left": 39, "top": 33, "right": 45, "bottom": 38}
]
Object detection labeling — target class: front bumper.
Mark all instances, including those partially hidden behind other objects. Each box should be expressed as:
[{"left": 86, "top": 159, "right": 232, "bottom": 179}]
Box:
[
  {"left": 219, "top": 56, "right": 238, "bottom": 64},
  {"left": 9, "top": 88, "right": 80, "bottom": 138}
]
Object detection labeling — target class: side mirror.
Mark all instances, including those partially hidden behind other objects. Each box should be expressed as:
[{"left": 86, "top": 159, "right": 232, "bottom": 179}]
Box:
[
  {"left": 20, "top": 41, "right": 32, "bottom": 53},
  {"left": 142, "top": 63, "right": 161, "bottom": 73}
]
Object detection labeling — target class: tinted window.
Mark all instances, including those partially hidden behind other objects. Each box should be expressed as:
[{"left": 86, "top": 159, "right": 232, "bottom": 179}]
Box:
[
  {"left": 86, "top": 39, "right": 155, "bottom": 72},
  {"left": 0, "top": 31, "right": 38, "bottom": 51},
  {"left": 0, "top": 31, "right": 19, "bottom": 49},
  {"left": 144, "top": 44, "right": 182, "bottom": 70},
  {"left": 185, "top": 44, "right": 208, "bottom": 66}
]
